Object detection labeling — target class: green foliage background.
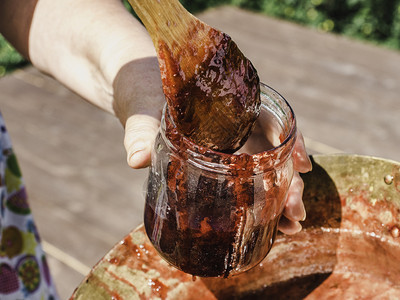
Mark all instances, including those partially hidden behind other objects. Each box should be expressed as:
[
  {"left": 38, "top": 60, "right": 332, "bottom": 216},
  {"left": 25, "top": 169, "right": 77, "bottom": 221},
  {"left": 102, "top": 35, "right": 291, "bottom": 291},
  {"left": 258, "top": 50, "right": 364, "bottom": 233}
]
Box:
[
  {"left": 232, "top": 0, "right": 400, "bottom": 50},
  {"left": 1, "top": 0, "right": 400, "bottom": 76},
  {"left": 0, "top": 37, "right": 27, "bottom": 76}
]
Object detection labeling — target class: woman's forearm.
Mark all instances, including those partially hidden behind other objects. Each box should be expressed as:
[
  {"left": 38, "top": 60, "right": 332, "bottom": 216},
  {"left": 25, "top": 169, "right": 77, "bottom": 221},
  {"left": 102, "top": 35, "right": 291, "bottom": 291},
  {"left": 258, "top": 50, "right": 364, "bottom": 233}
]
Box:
[
  {"left": 28, "top": 0, "right": 162, "bottom": 115},
  {"left": 1, "top": 0, "right": 164, "bottom": 168}
]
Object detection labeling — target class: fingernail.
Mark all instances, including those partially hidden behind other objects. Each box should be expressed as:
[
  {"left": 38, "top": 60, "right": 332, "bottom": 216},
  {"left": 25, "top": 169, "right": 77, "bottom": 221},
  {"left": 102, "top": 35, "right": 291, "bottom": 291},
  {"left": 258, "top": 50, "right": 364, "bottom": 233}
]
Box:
[
  {"left": 306, "top": 155, "right": 312, "bottom": 172},
  {"left": 301, "top": 155, "right": 312, "bottom": 173},
  {"left": 300, "top": 152, "right": 312, "bottom": 172},
  {"left": 128, "top": 143, "right": 148, "bottom": 168},
  {"left": 297, "top": 133, "right": 312, "bottom": 172},
  {"left": 128, "top": 143, "right": 145, "bottom": 157},
  {"left": 301, "top": 205, "right": 307, "bottom": 221},
  {"left": 294, "top": 221, "right": 302, "bottom": 233}
]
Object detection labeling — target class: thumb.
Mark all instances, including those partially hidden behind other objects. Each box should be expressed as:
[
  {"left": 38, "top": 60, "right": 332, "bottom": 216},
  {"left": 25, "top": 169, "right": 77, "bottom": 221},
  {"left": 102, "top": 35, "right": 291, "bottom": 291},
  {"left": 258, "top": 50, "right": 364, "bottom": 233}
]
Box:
[{"left": 124, "top": 114, "right": 160, "bottom": 169}]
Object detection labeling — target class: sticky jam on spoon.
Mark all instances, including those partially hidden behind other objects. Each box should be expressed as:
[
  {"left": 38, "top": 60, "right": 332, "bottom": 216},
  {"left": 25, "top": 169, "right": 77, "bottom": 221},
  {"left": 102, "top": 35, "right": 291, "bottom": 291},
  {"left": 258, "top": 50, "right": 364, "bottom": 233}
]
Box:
[{"left": 158, "top": 23, "right": 261, "bottom": 152}]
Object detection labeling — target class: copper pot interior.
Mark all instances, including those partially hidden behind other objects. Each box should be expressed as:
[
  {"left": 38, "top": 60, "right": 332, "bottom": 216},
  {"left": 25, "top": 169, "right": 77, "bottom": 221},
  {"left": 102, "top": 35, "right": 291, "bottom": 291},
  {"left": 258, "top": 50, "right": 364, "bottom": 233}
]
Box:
[{"left": 72, "top": 154, "right": 400, "bottom": 299}]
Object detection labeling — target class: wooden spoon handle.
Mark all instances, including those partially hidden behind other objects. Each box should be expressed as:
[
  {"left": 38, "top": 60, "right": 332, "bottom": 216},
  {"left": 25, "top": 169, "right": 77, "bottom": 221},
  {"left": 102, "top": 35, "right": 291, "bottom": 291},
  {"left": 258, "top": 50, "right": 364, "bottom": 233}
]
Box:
[
  {"left": 127, "top": 0, "right": 215, "bottom": 83},
  {"left": 127, "top": 0, "right": 198, "bottom": 49}
]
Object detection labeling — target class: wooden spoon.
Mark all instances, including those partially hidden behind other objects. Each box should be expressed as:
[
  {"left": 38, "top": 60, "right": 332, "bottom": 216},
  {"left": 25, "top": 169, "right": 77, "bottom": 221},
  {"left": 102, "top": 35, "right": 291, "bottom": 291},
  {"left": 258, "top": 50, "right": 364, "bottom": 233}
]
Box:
[{"left": 126, "top": 0, "right": 261, "bottom": 152}]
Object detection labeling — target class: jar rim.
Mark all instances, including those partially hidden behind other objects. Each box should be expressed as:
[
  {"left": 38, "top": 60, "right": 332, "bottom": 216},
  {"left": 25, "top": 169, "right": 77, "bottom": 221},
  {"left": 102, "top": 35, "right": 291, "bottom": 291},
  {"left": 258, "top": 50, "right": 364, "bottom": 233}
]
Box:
[{"left": 161, "top": 83, "right": 297, "bottom": 173}]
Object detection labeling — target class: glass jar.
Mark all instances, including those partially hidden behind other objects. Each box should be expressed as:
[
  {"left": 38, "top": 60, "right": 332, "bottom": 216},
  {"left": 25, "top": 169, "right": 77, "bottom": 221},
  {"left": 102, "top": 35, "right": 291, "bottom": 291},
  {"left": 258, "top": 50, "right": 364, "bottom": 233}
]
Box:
[{"left": 144, "top": 83, "right": 297, "bottom": 278}]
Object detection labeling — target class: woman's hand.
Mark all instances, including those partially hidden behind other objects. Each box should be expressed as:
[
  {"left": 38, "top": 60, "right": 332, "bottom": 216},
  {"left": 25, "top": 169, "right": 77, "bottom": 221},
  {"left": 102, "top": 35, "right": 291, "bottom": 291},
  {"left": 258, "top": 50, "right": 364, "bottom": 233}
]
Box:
[
  {"left": 2, "top": 0, "right": 311, "bottom": 238},
  {"left": 5, "top": 0, "right": 312, "bottom": 230}
]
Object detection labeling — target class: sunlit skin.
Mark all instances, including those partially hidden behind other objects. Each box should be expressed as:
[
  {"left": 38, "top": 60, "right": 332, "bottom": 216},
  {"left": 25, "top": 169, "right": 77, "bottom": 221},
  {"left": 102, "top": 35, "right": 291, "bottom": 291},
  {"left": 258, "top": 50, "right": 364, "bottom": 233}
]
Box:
[{"left": 0, "top": 0, "right": 311, "bottom": 234}]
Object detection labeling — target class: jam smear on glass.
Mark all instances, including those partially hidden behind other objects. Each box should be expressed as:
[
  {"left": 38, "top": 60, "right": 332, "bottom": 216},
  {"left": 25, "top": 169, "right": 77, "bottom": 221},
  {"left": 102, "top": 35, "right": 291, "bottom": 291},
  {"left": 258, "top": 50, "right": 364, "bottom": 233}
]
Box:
[{"left": 145, "top": 84, "right": 296, "bottom": 277}]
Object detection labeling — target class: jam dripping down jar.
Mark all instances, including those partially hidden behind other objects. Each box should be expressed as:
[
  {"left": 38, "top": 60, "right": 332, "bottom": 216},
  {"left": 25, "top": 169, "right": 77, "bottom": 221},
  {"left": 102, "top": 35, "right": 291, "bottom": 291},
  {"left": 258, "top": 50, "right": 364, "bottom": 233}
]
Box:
[{"left": 144, "top": 83, "right": 297, "bottom": 278}]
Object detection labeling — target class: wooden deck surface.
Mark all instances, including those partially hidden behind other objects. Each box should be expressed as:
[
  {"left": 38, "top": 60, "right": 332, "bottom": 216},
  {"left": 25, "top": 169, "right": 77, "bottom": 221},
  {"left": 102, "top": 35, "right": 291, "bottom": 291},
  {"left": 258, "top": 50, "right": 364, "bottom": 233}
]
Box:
[{"left": 1, "top": 6, "right": 399, "bottom": 299}]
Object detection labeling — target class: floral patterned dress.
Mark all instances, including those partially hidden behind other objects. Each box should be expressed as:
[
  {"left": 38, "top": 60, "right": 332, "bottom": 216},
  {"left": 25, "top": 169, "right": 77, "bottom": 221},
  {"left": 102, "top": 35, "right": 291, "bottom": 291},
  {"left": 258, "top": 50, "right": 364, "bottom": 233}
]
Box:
[{"left": 0, "top": 113, "right": 59, "bottom": 299}]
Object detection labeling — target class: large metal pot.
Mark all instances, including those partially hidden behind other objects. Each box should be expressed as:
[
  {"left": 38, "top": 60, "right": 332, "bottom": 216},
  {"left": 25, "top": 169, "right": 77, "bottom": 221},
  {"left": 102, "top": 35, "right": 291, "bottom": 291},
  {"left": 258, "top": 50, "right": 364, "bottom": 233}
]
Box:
[{"left": 71, "top": 154, "right": 400, "bottom": 299}]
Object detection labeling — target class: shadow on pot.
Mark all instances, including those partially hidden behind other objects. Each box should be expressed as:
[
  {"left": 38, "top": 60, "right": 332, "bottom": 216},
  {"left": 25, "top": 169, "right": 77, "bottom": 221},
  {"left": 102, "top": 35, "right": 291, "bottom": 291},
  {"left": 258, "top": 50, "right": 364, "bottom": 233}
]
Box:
[{"left": 202, "top": 156, "right": 342, "bottom": 299}]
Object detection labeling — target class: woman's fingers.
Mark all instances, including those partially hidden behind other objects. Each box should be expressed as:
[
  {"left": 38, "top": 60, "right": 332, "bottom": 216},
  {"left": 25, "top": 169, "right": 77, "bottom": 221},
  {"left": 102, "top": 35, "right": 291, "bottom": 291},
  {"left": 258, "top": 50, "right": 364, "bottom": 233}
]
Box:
[
  {"left": 277, "top": 130, "right": 312, "bottom": 234},
  {"left": 124, "top": 114, "right": 160, "bottom": 169},
  {"left": 278, "top": 216, "right": 302, "bottom": 235},
  {"left": 292, "top": 131, "right": 312, "bottom": 173},
  {"left": 283, "top": 172, "right": 306, "bottom": 222},
  {"left": 278, "top": 129, "right": 312, "bottom": 235},
  {"left": 278, "top": 172, "right": 306, "bottom": 234},
  {"left": 112, "top": 59, "right": 164, "bottom": 169}
]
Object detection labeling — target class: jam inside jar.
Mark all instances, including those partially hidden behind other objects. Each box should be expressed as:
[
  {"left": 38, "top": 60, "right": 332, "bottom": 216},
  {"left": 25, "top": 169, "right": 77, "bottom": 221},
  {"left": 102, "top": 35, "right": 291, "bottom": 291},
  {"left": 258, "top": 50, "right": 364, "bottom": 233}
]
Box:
[{"left": 144, "top": 83, "right": 297, "bottom": 278}]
